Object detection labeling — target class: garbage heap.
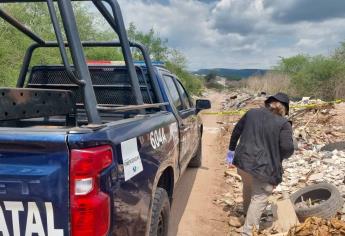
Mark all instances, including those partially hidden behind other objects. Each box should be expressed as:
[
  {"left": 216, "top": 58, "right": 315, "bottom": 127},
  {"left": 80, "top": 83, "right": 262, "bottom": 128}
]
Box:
[
  {"left": 253, "top": 217, "right": 345, "bottom": 236},
  {"left": 276, "top": 98, "right": 345, "bottom": 205},
  {"left": 287, "top": 217, "right": 345, "bottom": 236},
  {"left": 214, "top": 92, "right": 345, "bottom": 235}
]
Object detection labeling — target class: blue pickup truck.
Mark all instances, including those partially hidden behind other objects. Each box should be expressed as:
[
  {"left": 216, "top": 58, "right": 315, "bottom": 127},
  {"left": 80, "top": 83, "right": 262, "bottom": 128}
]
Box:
[{"left": 0, "top": 0, "right": 210, "bottom": 235}]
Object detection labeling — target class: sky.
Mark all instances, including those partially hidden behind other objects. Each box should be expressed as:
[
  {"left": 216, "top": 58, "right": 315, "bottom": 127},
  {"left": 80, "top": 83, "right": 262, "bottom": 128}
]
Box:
[{"left": 114, "top": 0, "right": 345, "bottom": 70}]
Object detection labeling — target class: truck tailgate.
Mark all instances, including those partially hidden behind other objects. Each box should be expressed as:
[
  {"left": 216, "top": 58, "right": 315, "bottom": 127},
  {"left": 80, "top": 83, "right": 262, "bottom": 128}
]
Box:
[{"left": 0, "top": 131, "right": 68, "bottom": 236}]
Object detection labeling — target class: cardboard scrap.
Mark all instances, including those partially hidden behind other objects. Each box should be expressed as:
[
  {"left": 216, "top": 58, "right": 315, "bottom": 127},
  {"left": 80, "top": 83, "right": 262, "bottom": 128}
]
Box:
[
  {"left": 287, "top": 217, "right": 345, "bottom": 236},
  {"left": 272, "top": 198, "right": 300, "bottom": 233}
]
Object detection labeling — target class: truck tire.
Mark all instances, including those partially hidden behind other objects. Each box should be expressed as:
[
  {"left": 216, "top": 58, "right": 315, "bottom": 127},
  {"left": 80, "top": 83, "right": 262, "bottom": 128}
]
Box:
[
  {"left": 188, "top": 138, "right": 202, "bottom": 168},
  {"left": 290, "top": 183, "right": 344, "bottom": 222},
  {"left": 149, "top": 187, "right": 170, "bottom": 236}
]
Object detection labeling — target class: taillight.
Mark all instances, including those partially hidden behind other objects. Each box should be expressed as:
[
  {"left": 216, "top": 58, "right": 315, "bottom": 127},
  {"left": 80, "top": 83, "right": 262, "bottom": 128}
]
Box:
[{"left": 70, "top": 145, "right": 113, "bottom": 236}]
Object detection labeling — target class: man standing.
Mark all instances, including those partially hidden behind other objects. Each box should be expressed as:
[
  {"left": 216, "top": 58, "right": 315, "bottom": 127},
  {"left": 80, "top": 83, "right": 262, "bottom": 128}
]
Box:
[{"left": 227, "top": 93, "right": 295, "bottom": 236}]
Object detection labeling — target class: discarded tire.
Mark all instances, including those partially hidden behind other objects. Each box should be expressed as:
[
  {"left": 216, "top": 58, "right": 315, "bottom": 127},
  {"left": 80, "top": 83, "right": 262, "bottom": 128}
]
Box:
[
  {"left": 321, "top": 141, "right": 345, "bottom": 151},
  {"left": 290, "top": 183, "right": 344, "bottom": 222}
]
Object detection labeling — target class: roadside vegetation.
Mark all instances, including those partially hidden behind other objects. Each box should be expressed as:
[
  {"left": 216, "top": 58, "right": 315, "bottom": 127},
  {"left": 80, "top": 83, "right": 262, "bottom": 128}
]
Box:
[
  {"left": 245, "top": 43, "right": 345, "bottom": 100},
  {"left": 0, "top": 3, "right": 204, "bottom": 95},
  {"left": 203, "top": 71, "right": 224, "bottom": 91}
]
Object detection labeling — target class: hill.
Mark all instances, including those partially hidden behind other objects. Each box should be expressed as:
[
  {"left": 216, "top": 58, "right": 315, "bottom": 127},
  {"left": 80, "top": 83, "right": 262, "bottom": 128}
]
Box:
[{"left": 195, "top": 68, "right": 268, "bottom": 79}]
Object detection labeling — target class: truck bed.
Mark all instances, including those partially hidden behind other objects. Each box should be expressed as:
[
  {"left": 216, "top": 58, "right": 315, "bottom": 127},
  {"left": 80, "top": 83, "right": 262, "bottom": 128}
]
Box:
[{"left": 0, "top": 64, "right": 163, "bottom": 129}]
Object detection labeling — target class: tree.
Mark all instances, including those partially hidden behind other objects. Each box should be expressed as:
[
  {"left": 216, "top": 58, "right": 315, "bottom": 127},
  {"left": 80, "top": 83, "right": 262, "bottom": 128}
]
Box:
[
  {"left": 294, "top": 56, "right": 345, "bottom": 99},
  {"left": 276, "top": 53, "right": 345, "bottom": 100},
  {"left": 0, "top": 4, "right": 203, "bottom": 95},
  {"left": 276, "top": 55, "right": 309, "bottom": 76},
  {"left": 205, "top": 71, "right": 217, "bottom": 83},
  {"left": 333, "top": 41, "right": 345, "bottom": 63},
  {"left": 127, "top": 23, "right": 168, "bottom": 61},
  {"left": 0, "top": 2, "right": 122, "bottom": 86}
]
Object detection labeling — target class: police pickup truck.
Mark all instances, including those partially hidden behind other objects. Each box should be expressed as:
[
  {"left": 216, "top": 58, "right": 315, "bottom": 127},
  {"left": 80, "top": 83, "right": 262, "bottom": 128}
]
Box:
[{"left": 0, "top": 0, "right": 210, "bottom": 235}]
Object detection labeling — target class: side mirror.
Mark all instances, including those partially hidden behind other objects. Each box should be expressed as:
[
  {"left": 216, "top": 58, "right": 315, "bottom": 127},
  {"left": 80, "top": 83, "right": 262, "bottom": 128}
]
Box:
[{"left": 196, "top": 99, "right": 211, "bottom": 111}]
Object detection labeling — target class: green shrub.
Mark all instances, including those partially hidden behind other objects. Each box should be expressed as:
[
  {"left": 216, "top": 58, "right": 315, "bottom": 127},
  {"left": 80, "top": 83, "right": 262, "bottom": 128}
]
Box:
[
  {"left": 0, "top": 4, "right": 204, "bottom": 95},
  {"left": 276, "top": 53, "right": 345, "bottom": 100},
  {"left": 165, "top": 61, "right": 204, "bottom": 96}
]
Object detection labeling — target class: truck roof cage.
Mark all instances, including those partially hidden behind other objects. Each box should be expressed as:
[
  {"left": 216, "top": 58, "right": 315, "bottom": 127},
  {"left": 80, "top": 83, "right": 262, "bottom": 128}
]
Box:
[{"left": 0, "top": 0, "right": 164, "bottom": 124}]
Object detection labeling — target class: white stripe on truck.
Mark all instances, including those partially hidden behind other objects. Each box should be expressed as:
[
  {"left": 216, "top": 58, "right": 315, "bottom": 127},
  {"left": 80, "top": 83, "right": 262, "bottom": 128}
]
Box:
[{"left": 0, "top": 201, "right": 63, "bottom": 236}]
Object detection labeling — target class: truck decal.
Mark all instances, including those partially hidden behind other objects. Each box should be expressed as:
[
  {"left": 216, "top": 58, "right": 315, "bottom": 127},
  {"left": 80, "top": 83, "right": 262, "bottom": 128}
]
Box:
[
  {"left": 0, "top": 202, "right": 63, "bottom": 236},
  {"left": 121, "top": 138, "right": 144, "bottom": 181},
  {"left": 150, "top": 128, "right": 168, "bottom": 150}
]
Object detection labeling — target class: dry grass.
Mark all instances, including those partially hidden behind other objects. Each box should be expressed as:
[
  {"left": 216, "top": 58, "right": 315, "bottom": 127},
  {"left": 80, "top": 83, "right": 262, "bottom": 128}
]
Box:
[
  {"left": 232, "top": 72, "right": 345, "bottom": 101},
  {"left": 312, "top": 75, "right": 345, "bottom": 100},
  {"left": 244, "top": 72, "right": 292, "bottom": 95},
  {"left": 333, "top": 76, "right": 345, "bottom": 99}
]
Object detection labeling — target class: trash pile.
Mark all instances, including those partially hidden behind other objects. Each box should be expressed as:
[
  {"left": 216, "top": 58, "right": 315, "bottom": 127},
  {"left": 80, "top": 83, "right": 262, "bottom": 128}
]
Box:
[
  {"left": 213, "top": 91, "right": 345, "bottom": 235},
  {"left": 221, "top": 91, "right": 266, "bottom": 110},
  {"left": 253, "top": 217, "right": 345, "bottom": 236},
  {"left": 275, "top": 97, "right": 345, "bottom": 207},
  {"left": 291, "top": 97, "right": 345, "bottom": 146},
  {"left": 287, "top": 217, "right": 345, "bottom": 236},
  {"left": 275, "top": 149, "right": 345, "bottom": 202}
]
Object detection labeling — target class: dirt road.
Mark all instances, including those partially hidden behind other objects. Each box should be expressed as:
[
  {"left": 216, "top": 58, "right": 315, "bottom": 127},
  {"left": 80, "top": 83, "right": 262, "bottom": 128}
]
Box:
[{"left": 169, "top": 91, "right": 230, "bottom": 236}]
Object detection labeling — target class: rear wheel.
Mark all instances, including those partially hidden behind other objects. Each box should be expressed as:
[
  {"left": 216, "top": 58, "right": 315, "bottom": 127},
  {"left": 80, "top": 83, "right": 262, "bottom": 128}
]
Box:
[
  {"left": 149, "top": 187, "right": 170, "bottom": 236},
  {"left": 188, "top": 138, "right": 202, "bottom": 168}
]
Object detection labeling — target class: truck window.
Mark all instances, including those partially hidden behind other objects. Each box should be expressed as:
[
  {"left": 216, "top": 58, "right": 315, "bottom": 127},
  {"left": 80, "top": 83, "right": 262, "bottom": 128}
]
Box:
[
  {"left": 163, "top": 75, "right": 183, "bottom": 111},
  {"left": 175, "top": 80, "right": 192, "bottom": 109}
]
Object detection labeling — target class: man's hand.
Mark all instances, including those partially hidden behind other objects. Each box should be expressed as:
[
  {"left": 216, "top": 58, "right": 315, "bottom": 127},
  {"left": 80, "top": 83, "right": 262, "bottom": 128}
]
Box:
[{"left": 226, "top": 151, "right": 235, "bottom": 168}]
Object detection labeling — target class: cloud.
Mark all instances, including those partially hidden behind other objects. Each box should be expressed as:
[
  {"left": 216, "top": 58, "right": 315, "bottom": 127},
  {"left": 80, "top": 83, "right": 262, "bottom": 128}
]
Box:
[
  {"left": 210, "top": 0, "right": 266, "bottom": 35},
  {"left": 142, "top": 0, "right": 170, "bottom": 5},
  {"left": 267, "top": 0, "right": 345, "bottom": 23},
  {"left": 113, "top": 0, "right": 345, "bottom": 70}
]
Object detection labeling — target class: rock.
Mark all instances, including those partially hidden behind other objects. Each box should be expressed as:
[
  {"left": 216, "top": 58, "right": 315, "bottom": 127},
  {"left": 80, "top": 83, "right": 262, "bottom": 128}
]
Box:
[
  {"left": 228, "top": 216, "right": 244, "bottom": 228},
  {"left": 308, "top": 173, "right": 324, "bottom": 182},
  {"left": 222, "top": 198, "right": 234, "bottom": 206},
  {"left": 235, "top": 227, "right": 243, "bottom": 233},
  {"left": 234, "top": 197, "right": 243, "bottom": 204},
  {"left": 333, "top": 149, "right": 339, "bottom": 155},
  {"left": 288, "top": 179, "right": 299, "bottom": 186},
  {"left": 224, "top": 170, "right": 242, "bottom": 181},
  {"left": 274, "top": 185, "right": 282, "bottom": 193},
  {"left": 323, "top": 152, "right": 333, "bottom": 159}
]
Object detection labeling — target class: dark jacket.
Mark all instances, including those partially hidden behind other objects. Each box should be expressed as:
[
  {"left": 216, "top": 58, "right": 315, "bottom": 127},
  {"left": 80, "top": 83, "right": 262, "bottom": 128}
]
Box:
[{"left": 229, "top": 107, "right": 294, "bottom": 185}]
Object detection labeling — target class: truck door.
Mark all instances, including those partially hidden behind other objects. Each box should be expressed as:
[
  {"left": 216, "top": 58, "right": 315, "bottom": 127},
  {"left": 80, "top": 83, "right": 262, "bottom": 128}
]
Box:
[
  {"left": 162, "top": 75, "right": 196, "bottom": 171},
  {"left": 174, "top": 79, "right": 200, "bottom": 161}
]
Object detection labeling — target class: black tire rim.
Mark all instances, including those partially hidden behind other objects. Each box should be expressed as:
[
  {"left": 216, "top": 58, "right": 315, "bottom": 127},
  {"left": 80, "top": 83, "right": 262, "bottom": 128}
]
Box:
[{"left": 157, "top": 212, "right": 165, "bottom": 236}]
